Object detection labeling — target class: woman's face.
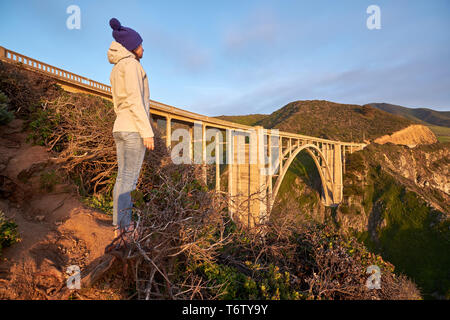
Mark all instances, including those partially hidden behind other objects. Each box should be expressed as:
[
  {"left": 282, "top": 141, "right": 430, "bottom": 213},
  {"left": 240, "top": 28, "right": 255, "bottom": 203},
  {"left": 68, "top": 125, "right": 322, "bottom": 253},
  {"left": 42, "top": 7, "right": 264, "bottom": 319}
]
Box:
[{"left": 133, "top": 44, "right": 144, "bottom": 59}]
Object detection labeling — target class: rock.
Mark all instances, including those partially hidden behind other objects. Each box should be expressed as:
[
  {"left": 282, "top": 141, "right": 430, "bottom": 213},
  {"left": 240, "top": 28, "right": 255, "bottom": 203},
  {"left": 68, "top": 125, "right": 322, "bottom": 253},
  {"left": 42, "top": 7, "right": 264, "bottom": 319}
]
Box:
[
  {"left": 0, "top": 175, "right": 26, "bottom": 203},
  {"left": 3, "top": 145, "right": 49, "bottom": 182},
  {"left": 17, "top": 162, "right": 48, "bottom": 183}
]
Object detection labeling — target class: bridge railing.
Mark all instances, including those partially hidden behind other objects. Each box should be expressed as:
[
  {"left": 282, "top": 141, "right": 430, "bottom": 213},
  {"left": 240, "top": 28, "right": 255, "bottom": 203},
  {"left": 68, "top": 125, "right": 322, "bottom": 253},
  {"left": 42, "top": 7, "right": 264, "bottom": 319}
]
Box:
[{"left": 0, "top": 46, "right": 111, "bottom": 95}]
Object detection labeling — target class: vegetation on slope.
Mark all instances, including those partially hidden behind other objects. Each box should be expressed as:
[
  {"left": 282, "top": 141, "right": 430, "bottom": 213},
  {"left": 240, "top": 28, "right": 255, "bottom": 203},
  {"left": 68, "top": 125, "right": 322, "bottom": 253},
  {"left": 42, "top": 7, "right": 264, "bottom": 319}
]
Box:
[
  {"left": 271, "top": 141, "right": 449, "bottom": 299},
  {"left": 0, "top": 90, "right": 14, "bottom": 125},
  {"left": 427, "top": 125, "right": 450, "bottom": 143},
  {"left": 0, "top": 209, "right": 20, "bottom": 257},
  {"left": 271, "top": 151, "right": 327, "bottom": 225},
  {"left": 197, "top": 220, "right": 421, "bottom": 300},
  {"left": 270, "top": 143, "right": 449, "bottom": 299},
  {"left": 340, "top": 144, "right": 450, "bottom": 299}
]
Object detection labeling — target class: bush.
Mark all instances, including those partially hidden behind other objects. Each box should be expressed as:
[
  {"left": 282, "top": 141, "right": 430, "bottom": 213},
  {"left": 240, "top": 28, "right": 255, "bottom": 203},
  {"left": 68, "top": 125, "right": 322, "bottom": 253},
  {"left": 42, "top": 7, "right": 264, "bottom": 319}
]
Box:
[
  {"left": 192, "top": 221, "right": 421, "bottom": 300},
  {"left": 0, "top": 90, "right": 14, "bottom": 125},
  {"left": 26, "top": 107, "right": 61, "bottom": 146},
  {"left": 39, "top": 169, "right": 60, "bottom": 192},
  {"left": 0, "top": 61, "right": 61, "bottom": 118},
  {"left": 82, "top": 192, "right": 113, "bottom": 215},
  {"left": 0, "top": 210, "right": 20, "bottom": 256}
]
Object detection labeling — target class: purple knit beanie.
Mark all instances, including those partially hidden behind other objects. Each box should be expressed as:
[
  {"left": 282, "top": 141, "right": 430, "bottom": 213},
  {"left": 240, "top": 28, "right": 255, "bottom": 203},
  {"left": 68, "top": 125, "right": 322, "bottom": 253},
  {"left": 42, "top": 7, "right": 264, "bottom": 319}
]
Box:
[{"left": 109, "top": 18, "right": 143, "bottom": 52}]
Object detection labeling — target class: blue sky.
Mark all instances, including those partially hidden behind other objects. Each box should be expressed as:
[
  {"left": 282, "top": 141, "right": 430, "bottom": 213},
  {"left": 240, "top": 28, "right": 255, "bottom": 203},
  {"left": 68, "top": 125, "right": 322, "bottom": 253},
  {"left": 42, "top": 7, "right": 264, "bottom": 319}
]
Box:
[{"left": 1, "top": 0, "right": 449, "bottom": 115}]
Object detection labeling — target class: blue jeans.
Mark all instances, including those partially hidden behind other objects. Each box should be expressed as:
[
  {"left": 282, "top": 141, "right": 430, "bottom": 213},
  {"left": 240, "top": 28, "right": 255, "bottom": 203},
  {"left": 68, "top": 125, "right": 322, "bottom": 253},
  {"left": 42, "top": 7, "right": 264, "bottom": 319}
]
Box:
[{"left": 112, "top": 131, "right": 146, "bottom": 231}]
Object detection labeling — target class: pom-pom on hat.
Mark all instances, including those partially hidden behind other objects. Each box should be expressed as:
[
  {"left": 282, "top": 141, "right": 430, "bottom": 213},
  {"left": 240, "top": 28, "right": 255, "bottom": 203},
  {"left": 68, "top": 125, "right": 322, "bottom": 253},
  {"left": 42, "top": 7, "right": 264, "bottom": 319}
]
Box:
[{"left": 109, "top": 18, "right": 143, "bottom": 52}]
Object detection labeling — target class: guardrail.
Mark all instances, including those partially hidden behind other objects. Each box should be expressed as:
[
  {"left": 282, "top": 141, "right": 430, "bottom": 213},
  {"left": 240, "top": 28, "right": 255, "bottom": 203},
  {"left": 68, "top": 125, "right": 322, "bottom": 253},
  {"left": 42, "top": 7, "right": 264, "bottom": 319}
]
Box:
[{"left": 0, "top": 46, "right": 111, "bottom": 95}]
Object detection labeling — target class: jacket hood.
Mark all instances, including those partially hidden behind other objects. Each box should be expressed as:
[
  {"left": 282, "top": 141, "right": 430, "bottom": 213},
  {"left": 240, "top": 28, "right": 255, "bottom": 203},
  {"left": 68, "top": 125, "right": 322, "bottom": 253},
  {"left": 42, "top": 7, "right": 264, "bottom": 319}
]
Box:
[{"left": 107, "top": 41, "right": 134, "bottom": 64}]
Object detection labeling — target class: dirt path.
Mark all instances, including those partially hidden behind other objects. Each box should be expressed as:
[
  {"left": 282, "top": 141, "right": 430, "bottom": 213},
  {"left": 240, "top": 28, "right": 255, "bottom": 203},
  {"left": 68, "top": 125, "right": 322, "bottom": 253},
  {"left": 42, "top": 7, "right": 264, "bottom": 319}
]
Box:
[{"left": 0, "top": 119, "right": 122, "bottom": 299}]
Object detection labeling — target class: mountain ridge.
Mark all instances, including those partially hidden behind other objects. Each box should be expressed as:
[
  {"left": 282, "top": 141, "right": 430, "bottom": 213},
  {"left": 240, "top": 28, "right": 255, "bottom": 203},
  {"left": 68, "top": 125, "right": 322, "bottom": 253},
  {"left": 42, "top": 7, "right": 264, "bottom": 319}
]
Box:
[{"left": 366, "top": 102, "right": 450, "bottom": 127}]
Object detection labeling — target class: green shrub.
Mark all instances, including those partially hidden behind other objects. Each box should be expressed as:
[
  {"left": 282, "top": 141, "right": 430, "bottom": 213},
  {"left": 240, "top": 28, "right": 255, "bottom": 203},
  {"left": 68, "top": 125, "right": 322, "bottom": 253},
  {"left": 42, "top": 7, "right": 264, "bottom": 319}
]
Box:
[
  {"left": 39, "top": 169, "right": 60, "bottom": 192},
  {"left": 26, "top": 106, "right": 61, "bottom": 146},
  {"left": 82, "top": 192, "right": 114, "bottom": 215},
  {"left": 195, "top": 261, "right": 303, "bottom": 300},
  {"left": 0, "top": 90, "right": 14, "bottom": 125},
  {"left": 0, "top": 210, "right": 20, "bottom": 256}
]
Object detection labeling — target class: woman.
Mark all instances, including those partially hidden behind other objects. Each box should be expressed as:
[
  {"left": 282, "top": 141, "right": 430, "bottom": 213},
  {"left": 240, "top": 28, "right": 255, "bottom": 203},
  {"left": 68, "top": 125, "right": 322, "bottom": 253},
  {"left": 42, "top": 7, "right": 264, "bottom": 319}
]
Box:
[{"left": 107, "top": 18, "right": 154, "bottom": 240}]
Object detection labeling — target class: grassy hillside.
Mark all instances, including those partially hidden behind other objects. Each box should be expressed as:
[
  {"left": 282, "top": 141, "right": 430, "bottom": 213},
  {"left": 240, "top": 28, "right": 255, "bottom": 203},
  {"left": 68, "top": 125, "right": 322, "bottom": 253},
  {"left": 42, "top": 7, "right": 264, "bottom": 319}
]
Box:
[
  {"left": 273, "top": 142, "right": 449, "bottom": 299},
  {"left": 424, "top": 125, "right": 450, "bottom": 143},
  {"left": 271, "top": 151, "right": 325, "bottom": 224},
  {"left": 341, "top": 144, "right": 450, "bottom": 299},
  {"left": 216, "top": 100, "right": 415, "bottom": 142}
]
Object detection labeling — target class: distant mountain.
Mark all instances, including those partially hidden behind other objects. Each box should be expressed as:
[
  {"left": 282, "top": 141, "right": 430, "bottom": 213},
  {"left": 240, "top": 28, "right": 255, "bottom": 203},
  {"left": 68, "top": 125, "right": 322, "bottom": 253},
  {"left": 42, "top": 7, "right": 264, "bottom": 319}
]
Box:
[
  {"left": 367, "top": 103, "right": 450, "bottom": 128},
  {"left": 216, "top": 100, "right": 415, "bottom": 143},
  {"left": 366, "top": 103, "right": 450, "bottom": 143}
]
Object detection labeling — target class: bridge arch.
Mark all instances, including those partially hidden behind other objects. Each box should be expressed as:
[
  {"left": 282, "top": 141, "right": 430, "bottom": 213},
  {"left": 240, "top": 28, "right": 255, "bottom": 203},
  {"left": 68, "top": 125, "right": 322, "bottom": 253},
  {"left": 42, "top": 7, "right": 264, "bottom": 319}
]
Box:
[{"left": 270, "top": 143, "right": 334, "bottom": 210}]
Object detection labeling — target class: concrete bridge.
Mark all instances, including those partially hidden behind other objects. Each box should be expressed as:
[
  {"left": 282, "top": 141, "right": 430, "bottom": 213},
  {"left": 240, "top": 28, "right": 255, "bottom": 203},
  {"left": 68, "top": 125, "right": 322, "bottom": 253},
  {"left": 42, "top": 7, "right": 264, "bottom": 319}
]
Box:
[{"left": 0, "top": 46, "right": 366, "bottom": 227}]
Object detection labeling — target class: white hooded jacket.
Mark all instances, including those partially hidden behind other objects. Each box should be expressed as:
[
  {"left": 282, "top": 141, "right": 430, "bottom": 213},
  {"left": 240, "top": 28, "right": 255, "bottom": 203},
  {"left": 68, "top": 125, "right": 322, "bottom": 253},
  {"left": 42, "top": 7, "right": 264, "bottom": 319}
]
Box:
[{"left": 107, "top": 41, "right": 154, "bottom": 138}]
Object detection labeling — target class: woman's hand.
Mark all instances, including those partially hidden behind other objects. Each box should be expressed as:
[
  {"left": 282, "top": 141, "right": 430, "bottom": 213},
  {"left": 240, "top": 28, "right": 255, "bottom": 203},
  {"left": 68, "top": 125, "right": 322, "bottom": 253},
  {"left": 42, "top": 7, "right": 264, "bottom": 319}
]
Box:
[{"left": 143, "top": 137, "right": 154, "bottom": 150}]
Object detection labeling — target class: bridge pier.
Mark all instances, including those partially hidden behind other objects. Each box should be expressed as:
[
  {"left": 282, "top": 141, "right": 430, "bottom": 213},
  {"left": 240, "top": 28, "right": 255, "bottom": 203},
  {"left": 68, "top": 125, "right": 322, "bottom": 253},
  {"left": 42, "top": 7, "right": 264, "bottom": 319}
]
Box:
[
  {"left": 333, "top": 143, "right": 343, "bottom": 203},
  {"left": 165, "top": 116, "right": 171, "bottom": 148},
  {"left": 225, "top": 127, "right": 269, "bottom": 228}
]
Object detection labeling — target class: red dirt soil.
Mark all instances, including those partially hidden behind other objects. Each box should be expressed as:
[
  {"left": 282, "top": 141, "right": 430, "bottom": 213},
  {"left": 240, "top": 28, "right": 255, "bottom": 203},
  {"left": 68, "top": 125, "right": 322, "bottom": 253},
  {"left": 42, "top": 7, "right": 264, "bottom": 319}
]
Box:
[{"left": 0, "top": 119, "right": 126, "bottom": 299}]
